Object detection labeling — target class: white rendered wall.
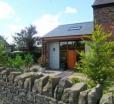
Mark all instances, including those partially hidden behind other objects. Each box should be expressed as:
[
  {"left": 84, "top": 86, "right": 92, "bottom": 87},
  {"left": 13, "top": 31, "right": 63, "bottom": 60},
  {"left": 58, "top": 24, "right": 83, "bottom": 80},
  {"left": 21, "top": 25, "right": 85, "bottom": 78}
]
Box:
[{"left": 49, "top": 42, "right": 60, "bottom": 69}]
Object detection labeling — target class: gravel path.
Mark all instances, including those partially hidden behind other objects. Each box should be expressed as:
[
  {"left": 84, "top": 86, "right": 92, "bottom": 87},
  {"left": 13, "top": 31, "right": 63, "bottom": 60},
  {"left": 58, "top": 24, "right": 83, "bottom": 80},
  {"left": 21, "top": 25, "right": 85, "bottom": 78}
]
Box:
[{"left": 56, "top": 71, "right": 74, "bottom": 79}]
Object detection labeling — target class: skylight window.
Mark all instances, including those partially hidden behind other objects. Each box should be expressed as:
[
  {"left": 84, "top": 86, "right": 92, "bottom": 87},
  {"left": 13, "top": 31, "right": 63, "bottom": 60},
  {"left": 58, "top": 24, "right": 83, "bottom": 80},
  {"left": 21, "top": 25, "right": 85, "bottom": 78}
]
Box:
[{"left": 68, "top": 26, "right": 82, "bottom": 31}]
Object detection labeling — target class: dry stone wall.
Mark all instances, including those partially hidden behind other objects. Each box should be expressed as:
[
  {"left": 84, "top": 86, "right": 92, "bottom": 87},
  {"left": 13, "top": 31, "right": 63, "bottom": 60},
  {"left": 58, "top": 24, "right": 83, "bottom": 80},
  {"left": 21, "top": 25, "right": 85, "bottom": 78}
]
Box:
[{"left": 0, "top": 67, "right": 103, "bottom": 104}]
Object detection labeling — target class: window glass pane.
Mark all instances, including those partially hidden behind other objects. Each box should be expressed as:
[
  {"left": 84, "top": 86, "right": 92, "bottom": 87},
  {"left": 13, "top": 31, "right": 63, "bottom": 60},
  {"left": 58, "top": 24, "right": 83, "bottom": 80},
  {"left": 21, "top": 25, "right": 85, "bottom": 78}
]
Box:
[
  {"left": 73, "top": 41, "right": 77, "bottom": 49},
  {"left": 60, "top": 42, "right": 67, "bottom": 50},
  {"left": 60, "top": 50, "right": 67, "bottom": 69},
  {"left": 68, "top": 41, "right": 74, "bottom": 50},
  {"left": 75, "top": 41, "right": 85, "bottom": 51}
]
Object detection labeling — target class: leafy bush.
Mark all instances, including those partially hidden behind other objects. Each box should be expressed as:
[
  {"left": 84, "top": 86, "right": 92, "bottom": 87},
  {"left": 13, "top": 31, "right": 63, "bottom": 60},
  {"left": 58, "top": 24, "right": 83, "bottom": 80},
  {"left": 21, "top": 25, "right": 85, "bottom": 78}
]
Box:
[
  {"left": 7, "top": 55, "right": 25, "bottom": 69},
  {"left": 24, "top": 53, "right": 33, "bottom": 68},
  {"left": 0, "top": 42, "right": 8, "bottom": 66},
  {"left": 85, "top": 80, "right": 96, "bottom": 89},
  {"left": 0, "top": 41, "right": 34, "bottom": 70},
  {"left": 9, "top": 51, "right": 41, "bottom": 63},
  {"left": 32, "top": 51, "right": 41, "bottom": 63},
  {"left": 71, "top": 77, "right": 80, "bottom": 84},
  {"left": 77, "top": 25, "right": 114, "bottom": 85},
  {"left": 7, "top": 53, "right": 33, "bottom": 71},
  {"left": 70, "top": 77, "right": 96, "bottom": 89}
]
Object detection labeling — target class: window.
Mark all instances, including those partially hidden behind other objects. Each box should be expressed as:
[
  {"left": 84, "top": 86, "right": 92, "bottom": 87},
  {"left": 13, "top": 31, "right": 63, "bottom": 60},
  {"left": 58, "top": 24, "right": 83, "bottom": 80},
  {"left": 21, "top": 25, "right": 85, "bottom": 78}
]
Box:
[
  {"left": 59, "top": 40, "right": 85, "bottom": 69},
  {"left": 68, "top": 41, "right": 75, "bottom": 50},
  {"left": 60, "top": 42, "right": 67, "bottom": 50}
]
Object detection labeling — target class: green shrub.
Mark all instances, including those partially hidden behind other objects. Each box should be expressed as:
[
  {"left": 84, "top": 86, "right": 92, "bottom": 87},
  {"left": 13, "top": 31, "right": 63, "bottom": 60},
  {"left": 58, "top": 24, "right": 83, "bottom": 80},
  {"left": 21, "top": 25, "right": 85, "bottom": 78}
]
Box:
[
  {"left": 0, "top": 42, "right": 8, "bottom": 66},
  {"left": 32, "top": 51, "right": 41, "bottom": 63},
  {"left": 77, "top": 25, "right": 114, "bottom": 85},
  {"left": 86, "top": 80, "right": 96, "bottom": 89},
  {"left": 71, "top": 77, "right": 80, "bottom": 84},
  {"left": 70, "top": 77, "right": 96, "bottom": 89},
  {"left": 7, "top": 55, "right": 25, "bottom": 69},
  {"left": 7, "top": 53, "right": 33, "bottom": 71},
  {"left": 24, "top": 53, "right": 33, "bottom": 68}
]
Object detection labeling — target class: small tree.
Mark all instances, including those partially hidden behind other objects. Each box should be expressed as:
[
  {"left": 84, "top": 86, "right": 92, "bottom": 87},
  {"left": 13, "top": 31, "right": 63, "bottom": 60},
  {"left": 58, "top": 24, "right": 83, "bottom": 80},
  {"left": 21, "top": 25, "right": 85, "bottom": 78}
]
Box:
[
  {"left": 77, "top": 25, "right": 114, "bottom": 85},
  {"left": 14, "top": 25, "right": 42, "bottom": 62},
  {"left": 14, "top": 25, "right": 38, "bottom": 52}
]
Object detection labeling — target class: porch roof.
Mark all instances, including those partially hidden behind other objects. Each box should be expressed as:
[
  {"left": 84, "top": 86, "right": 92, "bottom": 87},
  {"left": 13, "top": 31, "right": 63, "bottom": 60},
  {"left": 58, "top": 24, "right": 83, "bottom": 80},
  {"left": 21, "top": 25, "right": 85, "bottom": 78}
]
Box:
[{"left": 44, "top": 22, "right": 93, "bottom": 38}]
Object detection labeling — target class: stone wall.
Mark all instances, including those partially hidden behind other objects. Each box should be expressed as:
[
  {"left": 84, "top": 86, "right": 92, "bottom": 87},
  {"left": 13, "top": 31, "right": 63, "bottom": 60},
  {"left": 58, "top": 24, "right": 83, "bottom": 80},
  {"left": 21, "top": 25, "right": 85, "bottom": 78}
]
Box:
[
  {"left": 0, "top": 67, "right": 103, "bottom": 104},
  {"left": 93, "top": 6, "right": 114, "bottom": 24},
  {"left": 93, "top": 5, "right": 114, "bottom": 41}
]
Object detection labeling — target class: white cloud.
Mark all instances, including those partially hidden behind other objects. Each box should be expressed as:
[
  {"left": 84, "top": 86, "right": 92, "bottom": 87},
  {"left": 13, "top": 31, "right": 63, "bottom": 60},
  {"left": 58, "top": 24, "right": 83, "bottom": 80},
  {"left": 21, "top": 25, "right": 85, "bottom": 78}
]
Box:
[
  {"left": 65, "top": 7, "right": 77, "bottom": 14},
  {"left": 4, "top": 23, "right": 25, "bottom": 44},
  {"left": 6, "top": 13, "right": 60, "bottom": 43},
  {"left": 0, "top": 0, "right": 22, "bottom": 43},
  {"left": 0, "top": 1, "right": 15, "bottom": 19},
  {"left": 8, "top": 24, "right": 24, "bottom": 33},
  {"left": 2, "top": 34, "right": 14, "bottom": 44},
  {"left": 15, "top": 16, "right": 22, "bottom": 22},
  {"left": 34, "top": 14, "right": 60, "bottom": 37}
]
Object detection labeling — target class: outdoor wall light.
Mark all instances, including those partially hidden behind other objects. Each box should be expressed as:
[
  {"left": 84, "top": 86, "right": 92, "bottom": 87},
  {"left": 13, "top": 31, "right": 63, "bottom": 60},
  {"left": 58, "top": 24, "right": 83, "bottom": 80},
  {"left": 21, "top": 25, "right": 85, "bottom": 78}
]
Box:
[{"left": 53, "top": 48, "right": 55, "bottom": 51}]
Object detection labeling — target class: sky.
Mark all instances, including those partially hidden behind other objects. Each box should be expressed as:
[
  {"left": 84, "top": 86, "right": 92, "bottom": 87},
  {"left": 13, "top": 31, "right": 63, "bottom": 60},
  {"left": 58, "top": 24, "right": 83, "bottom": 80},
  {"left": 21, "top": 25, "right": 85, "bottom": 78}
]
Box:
[{"left": 0, "top": 0, "right": 94, "bottom": 44}]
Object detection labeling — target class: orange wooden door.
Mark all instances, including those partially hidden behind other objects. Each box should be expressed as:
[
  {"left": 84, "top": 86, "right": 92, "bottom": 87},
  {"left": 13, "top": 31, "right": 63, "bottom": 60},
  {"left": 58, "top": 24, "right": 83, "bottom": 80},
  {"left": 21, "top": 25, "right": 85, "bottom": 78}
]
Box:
[{"left": 67, "top": 50, "right": 76, "bottom": 69}]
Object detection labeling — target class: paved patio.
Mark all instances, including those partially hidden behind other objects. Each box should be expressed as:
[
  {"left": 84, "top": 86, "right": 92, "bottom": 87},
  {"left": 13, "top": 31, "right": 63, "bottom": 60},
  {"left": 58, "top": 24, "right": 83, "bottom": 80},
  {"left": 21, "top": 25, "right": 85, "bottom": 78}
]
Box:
[
  {"left": 31, "top": 65, "right": 75, "bottom": 79},
  {"left": 43, "top": 70, "right": 74, "bottom": 79}
]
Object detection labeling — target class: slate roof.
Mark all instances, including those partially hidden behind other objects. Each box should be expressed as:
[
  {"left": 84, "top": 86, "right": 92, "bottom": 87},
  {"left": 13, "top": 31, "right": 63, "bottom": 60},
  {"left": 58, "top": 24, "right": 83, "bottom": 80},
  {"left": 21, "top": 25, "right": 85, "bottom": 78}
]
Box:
[
  {"left": 93, "top": 0, "right": 114, "bottom": 6},
  {"left": 44, "top": 22, "right": 93, "bottom": 38}
]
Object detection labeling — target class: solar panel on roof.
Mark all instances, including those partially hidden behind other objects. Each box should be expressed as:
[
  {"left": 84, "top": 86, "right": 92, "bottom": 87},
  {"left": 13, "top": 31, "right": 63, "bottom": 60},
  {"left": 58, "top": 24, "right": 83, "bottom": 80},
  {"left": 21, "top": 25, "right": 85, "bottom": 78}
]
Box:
[{"left": 68, "top": 26, "right": 82, "bottom": 31}]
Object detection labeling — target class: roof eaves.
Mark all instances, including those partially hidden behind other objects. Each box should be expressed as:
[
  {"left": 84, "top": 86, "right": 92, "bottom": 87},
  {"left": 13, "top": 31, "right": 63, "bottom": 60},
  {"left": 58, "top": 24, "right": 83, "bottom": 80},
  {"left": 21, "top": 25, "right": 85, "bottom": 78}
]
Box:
[{"left": 92, "top": 0, "right": 114, "bottom": 8}]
